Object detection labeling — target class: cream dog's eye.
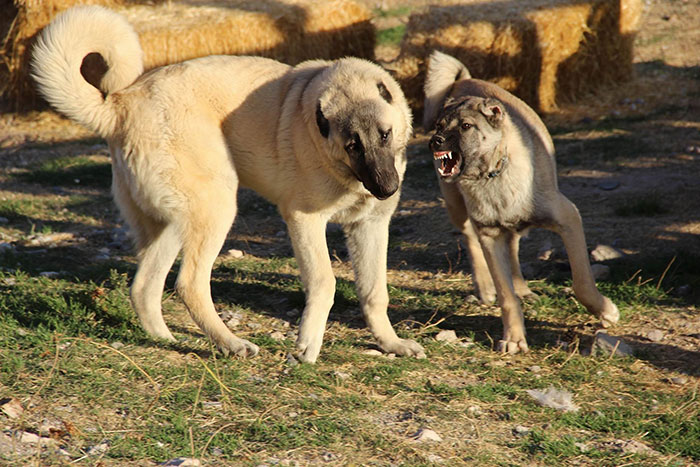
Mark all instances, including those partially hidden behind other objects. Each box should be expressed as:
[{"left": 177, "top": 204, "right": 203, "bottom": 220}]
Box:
[{"left": 461, "top": 122, "right": 472, "bottom": 130}]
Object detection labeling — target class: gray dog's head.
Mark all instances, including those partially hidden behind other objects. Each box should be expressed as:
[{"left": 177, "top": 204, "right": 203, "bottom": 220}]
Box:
[
  {"left": 314, "top": 59, "right": 411, "bottom": 200},
  {"left": 428, "top": 96, "right": 506, "bottom": 183}
]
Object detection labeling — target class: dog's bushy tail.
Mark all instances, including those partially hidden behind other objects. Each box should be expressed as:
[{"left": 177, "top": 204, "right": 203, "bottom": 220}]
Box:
[
  {"left": 31, "top": 6, "right": 143, "bottom": 137},
  {"left": 422, "top": 51, "right": 471, "bottom": 131}
]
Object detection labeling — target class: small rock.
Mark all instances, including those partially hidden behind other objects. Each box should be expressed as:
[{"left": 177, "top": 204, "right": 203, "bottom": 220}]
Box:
[
  {"left": 286, "top": 309, "right": 300, "bottom": 318},
  {"left": 466, "top": 294, "right": 480, "bottom": 304},
  {"left": 87, "top": 441, "right": 109, "bottom": 456},
  {"left": 321, "top": 452, "right": 337, "bottom": 462},
  {"left": 512, "top": 425, "right": 530, "bottom": 437},
  {"left": 0, "top": 398, "right": 23, "bottom": 419},
  {"left": 602, "top": 439, "right": 659, "bottom": 456},
  {"left": 110, "top": 341, "right": 125, "bottom": 350},
  {"left": 161, "top": 458, "right": 201, "bottom": 466},
  {"left": 226, "top": 249, "right": 244, "bottom": 259},
  {"left": 434, "top": 329, "right": 458, "bottom": 343},
  {"left": 590, "top": 244, "right": 624, "bottom": 262},
  {"left": 598, "top": 180, "right": 620, "bottom": 191},
  {"left": 0, "top": 217, "right": 8, "bottom": 224},
  {"left": 591, "top": 332, "right": 634, "bottom": 357},
  {"left": 528, "top": 365, "right": 542, "bottom": 373},
  {"left": 467, "top": 405, "right": 482, "bottom": 417},
  {"left": 334, "top": 371, "right": 350, "bottom": 380},
  {"left": 286, "top": 353, "right": 299, "bottom": 367},
  {"left": 362, "top": 349, "right": 383, "bottom": 357},
  {"left": 426, "top": 454, "right": 445, "bottom": 464},
  {"left": 411, "top": 428, "right": 442, "bottom": 442},
  {"left": 225, "top": 317, "right": 241, "bottom": 329},
  {"left": 246, "top": 322, "right": 261, "bottom": 330},
  {"left": 669, "top": 376, "right": 688, "bottom": 385},
  {"left": 590, "top": 264, "right": 610, "bottom": 280},
  {"left": 646, "top": 329, "right": 664, "bottom": 342},
  {"left": 269, "top": 331, "right": 285, "bottom": 341},
  {"left": 39, "top": 271, "right": 60, "bottom": 278},
  {"left": 526, "top": 387, "right": 579, "bottom": 412},
  {"left": 201, "top": 401, "right": 223, "bottom": 410},
  {"left": 575, "top": 442, "right": 591, "bottom": 453}
]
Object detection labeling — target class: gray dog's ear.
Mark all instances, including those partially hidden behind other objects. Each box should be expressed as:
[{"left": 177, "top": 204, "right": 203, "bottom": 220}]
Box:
[
  {"left": 377, "top": 82, "right": 392, "bottom": 104},
  {"left": 480, "top": 98, "right": 504, "bottom": 127},
  {"left": 316, "top": 102, "right": 330, "bottom": 138}
]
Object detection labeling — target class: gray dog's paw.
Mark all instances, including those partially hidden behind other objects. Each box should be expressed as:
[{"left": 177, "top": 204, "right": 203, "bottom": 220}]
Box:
[
  {"left": 380, "top": 338, "right": 426, "bottom": 359},
  {"left": 218, "top": 337, "right": 259, "bottom": 358},
  {"left": 597, "top": 297, "right": 620, "bottom": 328},
  {"left": 497, "top": 338, "right": 529, "bottom": 354}
]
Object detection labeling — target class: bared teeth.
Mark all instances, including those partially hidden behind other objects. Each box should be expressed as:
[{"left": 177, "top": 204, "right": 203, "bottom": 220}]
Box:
[{"left": 433, "top": 151, "right": 452, "bottom": 161}]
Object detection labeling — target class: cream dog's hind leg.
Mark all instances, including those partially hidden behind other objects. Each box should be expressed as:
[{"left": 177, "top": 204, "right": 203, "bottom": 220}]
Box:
[{"left": 344, "top": 216, "right": 425, "bottom": 358}]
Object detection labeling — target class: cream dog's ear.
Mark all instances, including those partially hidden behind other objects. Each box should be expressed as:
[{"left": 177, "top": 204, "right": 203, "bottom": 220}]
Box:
[{"left": 423, "top": 50, "right": 471, "bottom": 131}]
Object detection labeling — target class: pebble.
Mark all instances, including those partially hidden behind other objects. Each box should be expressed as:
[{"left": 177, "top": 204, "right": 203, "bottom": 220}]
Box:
[
  {"left": 411, "top": 428, "right": 442, "bottom": 442},
  {"left": 334, "top": 371, "right": 350, "bottom": 380},
  {"left": 434, "top": 329, "right": 458, "bottom": 343},
  {"left": 590, "top": 244, "right": 624, "bottom": 262},
  {"left": 269, "top": 331, "right": 285, "bottom": 341},
  {"left": 467, "top": 405, "right": 483, "bottom": 417},
  {"left": 591, "top": 332, "right": 634, "bottom": 358},
  {"left": 226, "top": 249, "right": 244, "bottom": 259},
  {"left": 0, "top": 398, "right": 23, "bottom": 419},
  {"left": 528, "top": 365, "right": 542, "bottom": 373},
  {"left": 669, "top": 376, "right": 688, "bottom": 385},
  {"left": 512, "top": 425, "right": 530, "bottom": 437},
  {"left": 110, "top": 341, "right": 125, "bottom": 350},
  {"left": 161, "top": 458, "right": 201, "bottom": 466},
  {"left": 286, "top": 353, "right": 299, "bottom": 367},
  {"left": 0, "top": 217, "right": 8, "bottom": 224},
  {"left": 87, "top": 441, "right": 109, "bottom": 456},
  {"left": 362, "top": 349, "right": 383, "bottom": 357},
  {"left": 646, "top": 329, "right": 664, "bottom": 342},
  {"left": 39, "top": 271, "right": 61, "bottom": 278},
  {"left": 598, "top": 180, "right": 620, "bottom": 191}
]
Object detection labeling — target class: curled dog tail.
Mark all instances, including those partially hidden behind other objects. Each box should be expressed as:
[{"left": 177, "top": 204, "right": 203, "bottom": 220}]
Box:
[
  {"left": 422, "top": 50, "right": 471, "bottom": 132},
  {"left": 31, "top": 6, "right": 143, "bottom": 137}
]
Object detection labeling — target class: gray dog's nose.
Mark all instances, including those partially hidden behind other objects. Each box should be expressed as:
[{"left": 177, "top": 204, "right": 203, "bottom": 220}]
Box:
[{"left": 429, "top": 134, "right": 445, "bottom": 149}]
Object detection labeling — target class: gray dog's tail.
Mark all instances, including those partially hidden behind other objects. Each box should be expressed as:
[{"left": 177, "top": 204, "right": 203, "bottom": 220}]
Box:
[
  {"left": 422, "top": 51, "right": 471, "bottom": 131},
  {"left": 31, "top": 6, "right": 143, "bottom": 137}
]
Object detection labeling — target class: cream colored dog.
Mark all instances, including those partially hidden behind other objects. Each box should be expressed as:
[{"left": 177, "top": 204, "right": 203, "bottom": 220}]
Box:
[
  {"left": 423, "top": 51, "right": 619, "bottom": 353},
  {"left": 32, "top": 5, "right": 425, "bottom": 363}
]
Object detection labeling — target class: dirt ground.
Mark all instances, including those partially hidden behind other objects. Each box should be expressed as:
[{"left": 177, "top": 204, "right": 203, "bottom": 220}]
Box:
[{"left": 1, "top": 0, "right": 699, "bottom": 370}]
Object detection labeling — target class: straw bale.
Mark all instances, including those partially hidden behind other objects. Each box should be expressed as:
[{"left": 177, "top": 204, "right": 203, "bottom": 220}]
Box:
[
  {"left": 393, "top": 0, "right": 644, "bottom": 117},
  {"left": 1, "top": 0, "right": 374, "bottom": 111}
]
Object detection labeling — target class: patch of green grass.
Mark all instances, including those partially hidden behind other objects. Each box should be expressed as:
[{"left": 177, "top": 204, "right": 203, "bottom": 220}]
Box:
[
  {"left": 373, "top": 6, "right": 412, "bottom": 18},
  {"left": 16, "top": 155, "right": 112, "bottom": 187}
]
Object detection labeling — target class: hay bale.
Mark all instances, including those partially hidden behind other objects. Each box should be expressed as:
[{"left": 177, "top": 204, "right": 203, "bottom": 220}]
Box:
[
  {"left": 393, "top": 0, "right": 644, "bottom": 117},
  {"left": 1, "top": 0, "right": 374, "bottom": 111}
]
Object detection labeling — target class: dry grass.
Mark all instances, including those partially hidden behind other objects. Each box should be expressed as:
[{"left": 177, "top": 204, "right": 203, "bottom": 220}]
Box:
[
  {"left": 0, "top": 0, "right": 374, "bottom": 111},
  {"left": 391, "top": 0, "right": 644, "bottom": 118}
]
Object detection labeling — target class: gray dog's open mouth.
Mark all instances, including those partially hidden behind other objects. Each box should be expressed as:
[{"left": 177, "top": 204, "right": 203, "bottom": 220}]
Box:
[{"left": 433, "top": 150, "right": 461, "bottom": 178}]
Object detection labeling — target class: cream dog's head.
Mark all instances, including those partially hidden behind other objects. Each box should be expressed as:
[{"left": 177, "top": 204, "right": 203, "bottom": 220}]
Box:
[{"left": 313, "top": 58, "right": 412, "bottom": 200}]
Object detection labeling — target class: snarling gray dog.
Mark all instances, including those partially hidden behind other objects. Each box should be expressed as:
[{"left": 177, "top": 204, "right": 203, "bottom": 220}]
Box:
[{"left": 423, "top": 51, "right": 619, "bottom": 353}]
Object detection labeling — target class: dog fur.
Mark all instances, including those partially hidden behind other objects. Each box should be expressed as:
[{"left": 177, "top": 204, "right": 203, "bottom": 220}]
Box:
[
  {"left": 31, "top": 5, "right": 425, "bottom": 363},
  {"left": 423, "top": 51, "right": 619, "bottom": 354}
]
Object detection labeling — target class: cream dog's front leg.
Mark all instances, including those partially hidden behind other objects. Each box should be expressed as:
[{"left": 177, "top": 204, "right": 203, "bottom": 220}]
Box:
[
  {"left": 286, "top": 211, "right": 336, "bottom": 363},
  {"left": 344, "top": 215, "right": 425, "bottom": 358}
]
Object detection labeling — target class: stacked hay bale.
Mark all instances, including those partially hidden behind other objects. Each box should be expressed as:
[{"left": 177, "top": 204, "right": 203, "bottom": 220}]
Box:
[
  {"left": 0, "top": 0, "right": 374, "bottom": 111},
  {"left": 392, "top": 0, "right": 644, "bottom": 119}
]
